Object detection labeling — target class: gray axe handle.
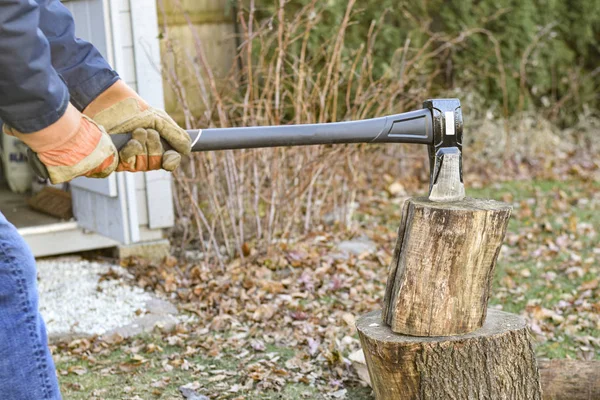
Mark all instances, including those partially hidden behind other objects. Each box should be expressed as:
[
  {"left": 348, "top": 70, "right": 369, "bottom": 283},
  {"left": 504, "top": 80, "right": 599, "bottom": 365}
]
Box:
[{"left": 28, "top": 108, "right": 433, "bottom": 180}]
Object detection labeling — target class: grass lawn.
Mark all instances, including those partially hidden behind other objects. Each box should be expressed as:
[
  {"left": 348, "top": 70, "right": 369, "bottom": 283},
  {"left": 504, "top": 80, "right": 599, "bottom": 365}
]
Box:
[
  {"left": 471, "top": 179, "right": 600, "bottom": 360},
  {"left": 54, "top": 179, "right": 599, "bottom": 399},
  {"left": 56, "top": 341, "right": 372, "bottom": 399}
]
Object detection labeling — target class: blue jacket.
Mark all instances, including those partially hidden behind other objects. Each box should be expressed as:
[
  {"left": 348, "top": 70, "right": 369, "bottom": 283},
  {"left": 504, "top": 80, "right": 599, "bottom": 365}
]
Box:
[{"left": 0, "top": 0, "right": 119, "bottom": 133}]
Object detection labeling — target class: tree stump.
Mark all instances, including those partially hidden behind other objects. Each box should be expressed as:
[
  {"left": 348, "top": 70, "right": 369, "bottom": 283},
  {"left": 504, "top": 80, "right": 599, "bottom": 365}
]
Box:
[
  {"left": 382, "top": 197, "right": 512, "bottom": 336},
  {"left": 357, "top": 309, "right": 542, "bottom": 400}
]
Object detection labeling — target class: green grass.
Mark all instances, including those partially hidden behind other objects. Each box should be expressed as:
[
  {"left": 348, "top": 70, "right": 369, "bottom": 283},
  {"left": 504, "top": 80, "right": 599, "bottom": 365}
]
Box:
[
  {"left": 470, "top": 180, "right": 600, "bottom": 360},
  {"left": 56, "top": 338, "right": 373, "bottom": 399}
]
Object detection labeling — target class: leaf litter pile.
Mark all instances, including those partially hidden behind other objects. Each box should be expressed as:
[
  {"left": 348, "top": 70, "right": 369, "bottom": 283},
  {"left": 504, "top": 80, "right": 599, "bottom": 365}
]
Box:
[{"left": 53, "top": 166, "right": 599, "bottom": 399}]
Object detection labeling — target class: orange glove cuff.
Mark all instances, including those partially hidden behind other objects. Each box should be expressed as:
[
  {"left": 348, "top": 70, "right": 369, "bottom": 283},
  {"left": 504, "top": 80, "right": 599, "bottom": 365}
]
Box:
[
  {"left": 2, "top": 103, "right": 118, "bottom": 183},
  {"left": 5, "top": 103, "right": 81, "bottom": 153}
]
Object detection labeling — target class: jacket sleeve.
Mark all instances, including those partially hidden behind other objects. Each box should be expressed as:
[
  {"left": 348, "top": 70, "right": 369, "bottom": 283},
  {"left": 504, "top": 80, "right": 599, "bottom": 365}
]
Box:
[
  {"left": 0, "top": 0, "right": 70, "bottom": 133},
  {"left": 36, "top": 0, "right": 120, "bottom": 111}
]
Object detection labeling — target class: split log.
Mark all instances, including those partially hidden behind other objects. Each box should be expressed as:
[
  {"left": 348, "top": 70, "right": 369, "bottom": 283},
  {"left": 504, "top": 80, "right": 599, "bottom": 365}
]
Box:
[
  {"left": 357, "top": 308, "right": 542, "bottom": 400},
  {"left": 538, "top": 359, "right": 600, "bottom": 400},
  {"left": 382, "top": 197, "right": 511, "bottom": 336}
]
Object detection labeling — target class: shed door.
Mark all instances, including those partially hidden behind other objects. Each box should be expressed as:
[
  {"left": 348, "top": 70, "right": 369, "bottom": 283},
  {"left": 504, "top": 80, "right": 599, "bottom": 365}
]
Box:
[
  {"left": 65, "top": 0, "right": 139, "bottom": 243},
  {"left": 71, "top": 174, "right": 140, "bottom": 244}
]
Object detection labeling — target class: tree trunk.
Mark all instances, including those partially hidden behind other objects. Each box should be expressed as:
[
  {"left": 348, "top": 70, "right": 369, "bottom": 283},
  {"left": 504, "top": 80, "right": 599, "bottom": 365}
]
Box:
[
  {"left": 357, "top": 309, "right": 542, "bottom": 400},
  {"left": 382, "top": 197, "right": 512, "bottom": 336},
  {"left": 538, "top": 360, "right": 600, "bottom": 400}
]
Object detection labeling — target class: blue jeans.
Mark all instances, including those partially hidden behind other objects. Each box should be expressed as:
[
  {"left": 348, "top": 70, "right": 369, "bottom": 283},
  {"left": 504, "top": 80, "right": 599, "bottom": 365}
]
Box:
[{"left": 0, "top": 212, "right": 61, "bottom": 399}]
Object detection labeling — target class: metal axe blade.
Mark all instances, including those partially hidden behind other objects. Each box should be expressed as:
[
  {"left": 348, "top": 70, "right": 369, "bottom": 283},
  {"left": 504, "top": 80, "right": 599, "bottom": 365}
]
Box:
[{"left": 423, "top": 99, "right": 465, "bottom": 202}]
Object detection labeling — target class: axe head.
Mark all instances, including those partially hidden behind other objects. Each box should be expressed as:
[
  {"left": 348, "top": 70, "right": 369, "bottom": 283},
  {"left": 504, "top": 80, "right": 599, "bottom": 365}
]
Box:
[{"left": 423, "top": 99, "right": 465, "bottom": 202}]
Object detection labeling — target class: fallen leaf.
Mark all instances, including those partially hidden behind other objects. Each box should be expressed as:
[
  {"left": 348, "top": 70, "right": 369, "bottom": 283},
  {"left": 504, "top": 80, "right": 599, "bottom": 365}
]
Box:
[
  {"left": 329, "top": 388, "right": 347, "bottom": 398},
  {"left": 67, "top": 366, "right": 87, "bottom": 376},
  {"left": 179, "top": 386, "right": 209, "bottom": 400},
  {"left": 580, "top": 279, "right": 599, "bottom": 291}
]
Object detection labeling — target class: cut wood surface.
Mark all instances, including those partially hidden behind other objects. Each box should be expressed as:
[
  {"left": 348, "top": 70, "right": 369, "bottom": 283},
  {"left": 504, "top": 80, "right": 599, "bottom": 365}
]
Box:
[
  {"left": 382, "top": 197, "right": 512, "bottom": 336},
  {"left": 538, "top": 359, "right": 600, "bottom": 400},
  {"left": 357, "top": 309, "right": 542, "bottom": 400}
]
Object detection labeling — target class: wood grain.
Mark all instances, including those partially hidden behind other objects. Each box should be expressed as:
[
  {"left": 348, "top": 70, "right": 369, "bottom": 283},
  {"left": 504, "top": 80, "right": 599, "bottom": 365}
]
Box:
[{"left": 382, "top": 197, "right": 512, "bottom": 336}]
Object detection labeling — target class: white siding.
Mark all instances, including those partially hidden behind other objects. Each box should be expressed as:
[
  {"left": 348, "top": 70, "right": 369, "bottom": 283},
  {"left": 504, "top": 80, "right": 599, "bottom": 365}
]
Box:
[
  {"left": 112, "top": 0, "right": 138, "bottom": 89},
  {"left": 130, "top": 0, "right": 175, "bottom": 229},
  {"left": 67, "top": 0, "right": 137, "bottom": 243},
  {"left": 117, "top": 0, "right": 130, "bottom": 12},
  {"left": 63, "top": 0, "right": 108, "bottom": 57},
  {"left": 68, "top": 0, "right": 173, "bottom": 240},
  {"left": 134, "top": 172, "right": 148, "bottom": 225}
]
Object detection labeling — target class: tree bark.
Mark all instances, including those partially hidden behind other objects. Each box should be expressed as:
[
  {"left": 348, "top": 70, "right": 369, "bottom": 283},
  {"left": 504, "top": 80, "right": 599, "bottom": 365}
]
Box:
[
  {"left": 382, "top": 197, "right": 512, "bottom": 336},
  {"left": 349, "top": 352, "right": 600, "bottom": 400},
  {"left": 538, "top": 360, "right": 600, "bottom": 400},
  {"left": 357, "top": 309, "right": 542, "bottom": 400}
]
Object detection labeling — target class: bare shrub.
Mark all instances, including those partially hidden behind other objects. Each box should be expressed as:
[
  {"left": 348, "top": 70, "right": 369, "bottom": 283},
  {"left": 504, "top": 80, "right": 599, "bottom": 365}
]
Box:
[{"left": 159, "top": 1, "right": 597, "bottom": 264}]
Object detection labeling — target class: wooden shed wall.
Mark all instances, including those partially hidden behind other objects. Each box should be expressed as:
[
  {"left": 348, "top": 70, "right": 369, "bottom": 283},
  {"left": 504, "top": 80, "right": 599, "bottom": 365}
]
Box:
[{"left": 157, "top": 0, "right": 237, "bottom": 124}]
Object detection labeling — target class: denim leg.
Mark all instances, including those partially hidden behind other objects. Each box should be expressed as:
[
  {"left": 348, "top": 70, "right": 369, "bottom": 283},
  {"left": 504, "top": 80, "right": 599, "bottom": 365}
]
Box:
[{"left": 0, "top": 212, "right": 61, "bottom": 400}]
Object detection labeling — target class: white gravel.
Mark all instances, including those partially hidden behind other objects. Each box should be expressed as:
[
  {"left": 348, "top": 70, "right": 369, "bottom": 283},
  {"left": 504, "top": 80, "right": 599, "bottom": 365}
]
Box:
[{"left": 36, "top": 257, "right": 153, "bottom": 337}]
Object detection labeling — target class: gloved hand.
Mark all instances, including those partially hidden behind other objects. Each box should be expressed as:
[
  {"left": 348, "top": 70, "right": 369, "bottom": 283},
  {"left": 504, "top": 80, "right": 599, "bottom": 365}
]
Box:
[
  {"left": 83, "top": 80, "right": 190, "bottom": 172},
  {"left": 3, "top": 103, "right": 118, "bottom": 184}
]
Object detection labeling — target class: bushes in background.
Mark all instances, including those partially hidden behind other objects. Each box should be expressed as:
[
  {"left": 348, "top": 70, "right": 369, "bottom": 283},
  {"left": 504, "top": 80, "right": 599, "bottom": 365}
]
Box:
[
  {"left": 254, "top": 0, "right": 599, "bottom": 126},
  {"left": 163, "top": 0, "right": 598, "bottom": 259}
]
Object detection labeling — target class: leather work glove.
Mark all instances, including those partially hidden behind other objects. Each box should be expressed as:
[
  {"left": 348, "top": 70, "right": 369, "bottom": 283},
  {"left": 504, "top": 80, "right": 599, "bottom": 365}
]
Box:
[
  {"left": 83, "top": 80, "right": 191, "bottom": 172},
  {"left": 3, "top": 104, "right": 118, "bottom": 184}
]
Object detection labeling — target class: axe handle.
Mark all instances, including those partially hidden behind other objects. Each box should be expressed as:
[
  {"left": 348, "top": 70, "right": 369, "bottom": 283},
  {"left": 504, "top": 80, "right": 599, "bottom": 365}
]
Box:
[
  {"left": 112, "top": 108, "right": 432, "bottom": 152},
  {"left": 189, "top": 109, "right": 432, "bottom": 151},
  {"left": 28, "top": 108, "right": 433, "bottom": 180}
]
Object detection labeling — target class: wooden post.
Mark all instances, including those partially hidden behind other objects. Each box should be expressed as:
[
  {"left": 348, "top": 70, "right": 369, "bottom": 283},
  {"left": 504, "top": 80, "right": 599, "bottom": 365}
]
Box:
[
  {"left": 382, "top": 197, "right": 512, "bottom": 336},
  {"left": 357, "top": 309, "right": 542, "bottom": 400}
]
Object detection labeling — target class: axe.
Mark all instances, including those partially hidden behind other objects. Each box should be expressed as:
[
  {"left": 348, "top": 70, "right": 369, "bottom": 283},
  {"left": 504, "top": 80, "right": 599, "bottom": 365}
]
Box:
[{"left": 29, "top": 98, "right": 465, "bottom": 202}]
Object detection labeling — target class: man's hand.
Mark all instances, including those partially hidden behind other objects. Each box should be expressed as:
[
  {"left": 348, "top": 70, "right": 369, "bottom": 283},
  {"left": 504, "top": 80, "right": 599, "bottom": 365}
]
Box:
[
  {"left": 3, "top": 104, "right": 118, "bottom": 184},
  {"left": 83, "top": 80, "right": 191, "bottom": 172}
]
